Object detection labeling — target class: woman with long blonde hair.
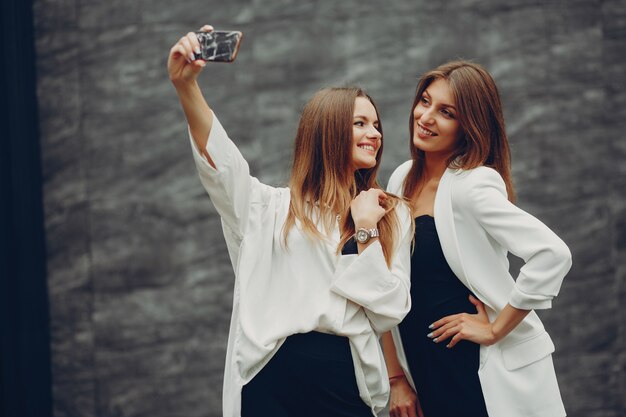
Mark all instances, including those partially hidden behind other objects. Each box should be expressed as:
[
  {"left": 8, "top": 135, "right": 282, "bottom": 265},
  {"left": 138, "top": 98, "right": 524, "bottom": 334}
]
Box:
[
  {"left": 382, "top": 61, "right": 572, "bottom": 417},
  {"left": 168, "top": 26, "right": 413, "bottom": 417}
]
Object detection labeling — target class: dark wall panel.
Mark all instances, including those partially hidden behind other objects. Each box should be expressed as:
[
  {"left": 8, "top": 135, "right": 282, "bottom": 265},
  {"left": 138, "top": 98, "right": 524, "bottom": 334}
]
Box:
[{"left": 33, "top": 1, "right": 626, "bottom": 416}]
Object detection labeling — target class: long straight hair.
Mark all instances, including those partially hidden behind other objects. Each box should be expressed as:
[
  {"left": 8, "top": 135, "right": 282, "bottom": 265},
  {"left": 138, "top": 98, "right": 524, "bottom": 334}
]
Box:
[
  {"left": 404, "top": 60, "right": 516, "bottom": 203},
  {"left": 283, "top": 87, "right": 401, "bottom": 266}
]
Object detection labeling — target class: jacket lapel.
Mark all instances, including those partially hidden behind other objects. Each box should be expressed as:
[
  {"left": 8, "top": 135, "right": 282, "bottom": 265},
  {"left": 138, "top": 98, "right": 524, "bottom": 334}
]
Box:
[{"left": 434, "top": 169, "right": 473, "bottom": 291}]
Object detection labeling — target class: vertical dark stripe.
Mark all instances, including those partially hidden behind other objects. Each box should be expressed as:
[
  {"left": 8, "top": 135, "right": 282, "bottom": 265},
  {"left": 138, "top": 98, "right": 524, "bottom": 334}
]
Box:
[{"left": 0, "top": 0, "right": 52, "bottom": 416}]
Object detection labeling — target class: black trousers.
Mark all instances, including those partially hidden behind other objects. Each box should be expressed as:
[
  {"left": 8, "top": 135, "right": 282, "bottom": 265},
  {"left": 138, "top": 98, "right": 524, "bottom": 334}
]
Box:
[{"left": 241, "top": 332, "right": 372, "bottom": 417}]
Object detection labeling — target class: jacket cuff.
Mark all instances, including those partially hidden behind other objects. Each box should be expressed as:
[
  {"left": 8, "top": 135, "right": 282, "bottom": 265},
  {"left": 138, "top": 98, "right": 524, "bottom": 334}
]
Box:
[
  {"left": 330, "top": 241, "right": 395, "bottom": 305},
  {"left": 508, "top": 286, "right": 553, "bottom": 310}
]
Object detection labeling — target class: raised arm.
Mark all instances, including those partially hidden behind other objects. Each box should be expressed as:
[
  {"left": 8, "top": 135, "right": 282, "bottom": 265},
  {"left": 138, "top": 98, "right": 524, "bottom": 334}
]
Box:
[
  {"left": 168, "top": 26, "right": 276, "bottom": 242},
  {"left": 330, "top": 198, "right": 412, "bottom": 333},
  {"left": 168, "top": 25, "right": 215, "bottom": 168}
]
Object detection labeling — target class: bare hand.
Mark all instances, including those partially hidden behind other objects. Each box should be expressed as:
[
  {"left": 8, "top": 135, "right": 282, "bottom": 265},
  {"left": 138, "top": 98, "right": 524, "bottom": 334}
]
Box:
[
  {"left": 429, "top": 295, "right": 495, "bottom": 348},
  {"left": 167, "top": 25, "right": 213, "bottom": 85},
  {"left": 350, "top": 188, "right": 387, "bottom": 228},
  {"left": 389, "top": 376, "right": 420, "bottom": 417}
]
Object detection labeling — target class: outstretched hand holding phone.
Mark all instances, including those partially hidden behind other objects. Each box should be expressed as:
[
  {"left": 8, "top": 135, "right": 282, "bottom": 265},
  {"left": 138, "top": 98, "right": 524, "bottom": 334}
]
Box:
[
  {"left": 168, "top": 25, "right": 243, "bottom": 86},
  {"left": 168, "top": 24, "right": 236, "bottom": 168},
  {"left": 168, "top": 25, "right": 212, "bottom": 85}
]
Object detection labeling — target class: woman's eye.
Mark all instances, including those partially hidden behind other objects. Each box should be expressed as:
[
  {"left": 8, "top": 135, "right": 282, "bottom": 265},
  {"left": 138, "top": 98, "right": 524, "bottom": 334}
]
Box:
[
  {"left": 354, "top": 121, "right": 365, "bottom": 126},
  {"left": 421, "top": 96, "right": 429, "bottom": 105},
  {"left": 441, "top": 109, "right": 455, "bottom": 118}
]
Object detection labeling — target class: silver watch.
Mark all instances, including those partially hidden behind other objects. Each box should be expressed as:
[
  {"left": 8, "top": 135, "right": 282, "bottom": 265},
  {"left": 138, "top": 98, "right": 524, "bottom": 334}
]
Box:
[{"left": 355, "top": 227, "right": 379, "bottom": 244}]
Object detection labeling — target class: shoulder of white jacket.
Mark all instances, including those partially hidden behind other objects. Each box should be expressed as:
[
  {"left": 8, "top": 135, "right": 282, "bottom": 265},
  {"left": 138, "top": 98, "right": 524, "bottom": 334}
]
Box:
[
  {"left": 449, "top": 166, "right": 508, "bottom": 207},
  {"left": 387, "top": 160, "right": 413, "bottom": 194},
  {"left": 454, "top": 165, "right": 504, "bottom": 186}
]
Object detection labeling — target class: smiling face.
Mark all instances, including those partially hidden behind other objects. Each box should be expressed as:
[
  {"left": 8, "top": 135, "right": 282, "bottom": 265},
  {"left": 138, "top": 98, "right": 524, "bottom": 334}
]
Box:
[
  {"left": 412, "top": 78, "right": 462, "bottom": 158},
  {"left": 351, "top": 97, "right": 382, "bottom": 171}
]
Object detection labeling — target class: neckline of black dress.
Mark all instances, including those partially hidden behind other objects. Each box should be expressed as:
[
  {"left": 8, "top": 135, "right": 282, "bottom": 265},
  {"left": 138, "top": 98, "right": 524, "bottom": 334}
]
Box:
[{"left": 415, "top": 214, "right": 434, "bottom": 221}]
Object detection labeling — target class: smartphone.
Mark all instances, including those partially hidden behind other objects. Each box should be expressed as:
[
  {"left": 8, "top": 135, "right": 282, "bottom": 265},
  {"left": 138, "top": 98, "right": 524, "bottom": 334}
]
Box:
[{"left": 194, "top": 30, "right": 243, "bottom": 63}]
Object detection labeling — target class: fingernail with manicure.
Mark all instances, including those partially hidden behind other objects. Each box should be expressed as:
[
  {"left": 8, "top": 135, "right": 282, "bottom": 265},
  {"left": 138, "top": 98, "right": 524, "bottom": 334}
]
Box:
[
  {"left": 194, "top": 47, "right": 201, "bottom": 55},
  {"left": 427, "top": 333, "right": 434, "bottom": 338},
  {"left": 429, "top": 323, "right": 434, "bottom": 329},
  {"left": 433, "top": 337, "right": 438, "bottom": 343},
  {"left": 189, "top": 53, "right": 195, "bottom": 61}
]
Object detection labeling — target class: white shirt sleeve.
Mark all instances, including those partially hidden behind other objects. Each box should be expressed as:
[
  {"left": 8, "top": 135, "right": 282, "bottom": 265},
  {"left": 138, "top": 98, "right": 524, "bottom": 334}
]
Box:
[
  {"left": 329, "top": 204, "right": 412, "bottom": 333},
  {"left": 189, "top": 111, "right": 275, "bottom": 242},
  {"left": 464, "top": 167, "right": 572, "bottom": 310}
]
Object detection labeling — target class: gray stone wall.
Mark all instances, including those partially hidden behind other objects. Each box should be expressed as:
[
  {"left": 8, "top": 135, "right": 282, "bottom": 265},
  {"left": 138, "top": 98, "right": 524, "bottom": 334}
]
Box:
[{"left": 34, "top": 0, "right": 625, "bottom": 416}]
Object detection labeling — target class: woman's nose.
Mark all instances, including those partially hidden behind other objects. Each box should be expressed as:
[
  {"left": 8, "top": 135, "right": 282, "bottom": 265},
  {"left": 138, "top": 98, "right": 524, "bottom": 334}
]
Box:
[
  {"left": 365, "top": 124, "right": 381, "bottom": 139},
  {"left": 418, "top": 107, "right": 435, "bottom": 125}
]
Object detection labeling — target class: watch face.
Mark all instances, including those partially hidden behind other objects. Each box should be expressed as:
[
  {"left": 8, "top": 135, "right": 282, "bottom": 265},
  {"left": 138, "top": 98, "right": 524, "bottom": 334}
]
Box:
[{"left": 356, "top": 229, "right": 369, "bottom": 244}]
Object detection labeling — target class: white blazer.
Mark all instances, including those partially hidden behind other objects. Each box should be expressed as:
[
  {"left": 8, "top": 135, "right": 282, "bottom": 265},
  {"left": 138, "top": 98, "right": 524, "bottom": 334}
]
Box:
[{"left": 387, "top": 160, "right": 572, "bottom": 417}]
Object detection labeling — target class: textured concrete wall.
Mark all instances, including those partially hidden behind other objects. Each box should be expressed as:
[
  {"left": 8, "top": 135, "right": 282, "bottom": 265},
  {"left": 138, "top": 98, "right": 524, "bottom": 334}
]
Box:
[{"left": 34, "top": 0, "right": 625, "bottom": 416}]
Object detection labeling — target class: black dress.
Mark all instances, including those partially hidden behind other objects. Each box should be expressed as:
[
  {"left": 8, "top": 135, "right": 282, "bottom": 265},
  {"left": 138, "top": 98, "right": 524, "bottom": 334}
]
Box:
[{"left": 398, "top": 215, "right": 488, "bottom": 417}]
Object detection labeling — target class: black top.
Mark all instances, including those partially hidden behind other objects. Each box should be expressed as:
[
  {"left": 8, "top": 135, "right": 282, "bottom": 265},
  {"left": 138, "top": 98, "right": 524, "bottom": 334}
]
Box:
[
  {"left": 341, "top": 236, "right": 358, "bottom": 255},
  {"left": 398, "top": 215, "right": 488, "bottom": 417}
]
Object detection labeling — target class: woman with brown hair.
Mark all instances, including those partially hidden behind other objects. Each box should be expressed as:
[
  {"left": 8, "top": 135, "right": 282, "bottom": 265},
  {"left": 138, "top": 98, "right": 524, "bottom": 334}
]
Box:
[
  {"left": 168, "top": 26, "right": 413, "bottom": 417},
  {"left": 382, "top": 60, "right": 572, "bottom": 417}
]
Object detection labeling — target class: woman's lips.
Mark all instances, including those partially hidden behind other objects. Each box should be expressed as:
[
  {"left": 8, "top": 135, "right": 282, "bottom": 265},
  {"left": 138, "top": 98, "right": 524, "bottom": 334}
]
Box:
[{"left": 416, "top": 123, "right": 437, "bottom": 140}]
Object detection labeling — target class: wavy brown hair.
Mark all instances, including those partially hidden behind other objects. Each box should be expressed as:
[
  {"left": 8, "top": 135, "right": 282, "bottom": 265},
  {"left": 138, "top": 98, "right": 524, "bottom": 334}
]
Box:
[
  {"left": 283, "top": 87, "right": 401, "bottom": 266},
  {"left": 404, "top": 60, "right": 516, "bottom": 203}
]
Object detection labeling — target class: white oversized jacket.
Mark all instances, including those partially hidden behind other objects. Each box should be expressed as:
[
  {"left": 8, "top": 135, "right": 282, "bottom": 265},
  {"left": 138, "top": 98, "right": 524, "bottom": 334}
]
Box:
[
  {"left": 387, "top": 160, "right": 572, "bottom": 417},
  {"left": 189, "top": 112, "right": 413, "bottom": 417}
]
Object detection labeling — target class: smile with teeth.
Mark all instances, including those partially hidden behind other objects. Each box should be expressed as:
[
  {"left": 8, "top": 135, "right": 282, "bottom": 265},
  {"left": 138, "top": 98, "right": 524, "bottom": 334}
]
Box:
[
  {"left": 418, "top": 124, "right": 437, "bottom": 136},
  {"left": 358, "top": 144, "right": 376, "bottom": 152}
]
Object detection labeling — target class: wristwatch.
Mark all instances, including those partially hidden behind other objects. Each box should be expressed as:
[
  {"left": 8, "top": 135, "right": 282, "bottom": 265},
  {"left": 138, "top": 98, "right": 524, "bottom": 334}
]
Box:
[{"left": 354, "top": 227, "right": 379, "bottom": 244}]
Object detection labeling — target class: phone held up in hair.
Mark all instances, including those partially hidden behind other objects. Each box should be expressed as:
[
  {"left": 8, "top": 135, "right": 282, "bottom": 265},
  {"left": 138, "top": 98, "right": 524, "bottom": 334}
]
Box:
[{"left": 194, "top": 30, "right": 243, "bottom": 63}]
